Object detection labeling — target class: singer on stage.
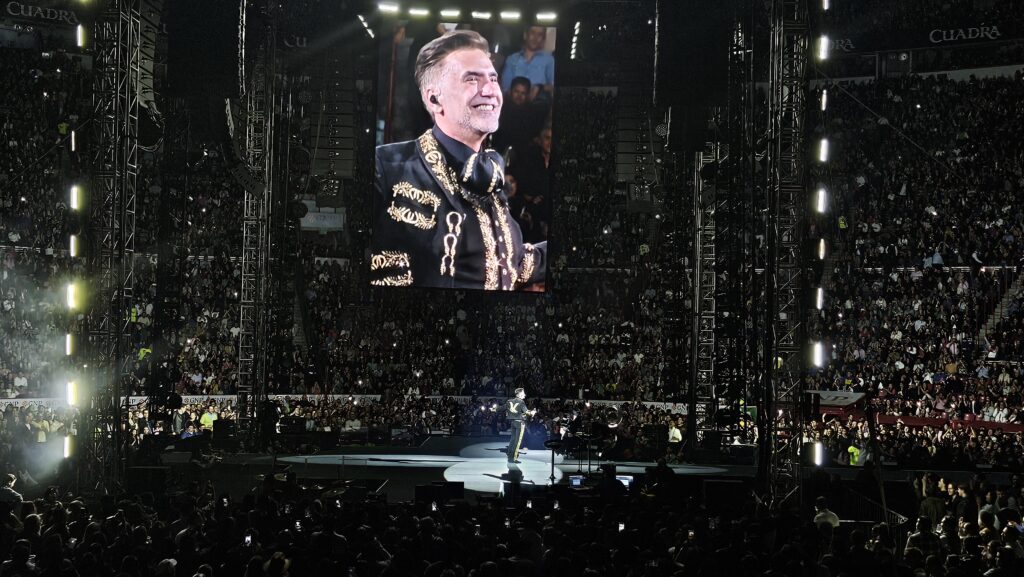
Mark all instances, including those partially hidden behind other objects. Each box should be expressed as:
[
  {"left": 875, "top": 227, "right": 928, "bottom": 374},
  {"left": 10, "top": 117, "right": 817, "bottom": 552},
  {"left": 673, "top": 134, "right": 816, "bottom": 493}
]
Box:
[
  {"left": 506, "top": 387, "right": 535, "bottom": 463},
  {"left": 370, "top": 30, "right": 546, "bottom": 289}
]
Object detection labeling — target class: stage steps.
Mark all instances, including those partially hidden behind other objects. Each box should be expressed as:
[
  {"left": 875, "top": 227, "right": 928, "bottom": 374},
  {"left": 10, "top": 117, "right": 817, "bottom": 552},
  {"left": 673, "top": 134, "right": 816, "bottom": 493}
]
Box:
[{"left": 976, "top": 268, "right": 1023, "bottom": 350}]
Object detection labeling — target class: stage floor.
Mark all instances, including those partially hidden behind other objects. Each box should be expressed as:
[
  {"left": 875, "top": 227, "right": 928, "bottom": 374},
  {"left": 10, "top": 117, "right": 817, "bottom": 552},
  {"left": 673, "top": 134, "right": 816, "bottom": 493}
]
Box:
[{"left": 271, "top": 437, "right": 733, "bottom": 496}]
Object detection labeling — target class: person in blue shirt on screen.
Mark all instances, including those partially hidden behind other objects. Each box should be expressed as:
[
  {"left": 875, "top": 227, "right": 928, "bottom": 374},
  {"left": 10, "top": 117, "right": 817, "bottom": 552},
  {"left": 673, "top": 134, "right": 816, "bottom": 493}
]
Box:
[{"left": 501, "top": 26, "right": 554, "bottom": 102}]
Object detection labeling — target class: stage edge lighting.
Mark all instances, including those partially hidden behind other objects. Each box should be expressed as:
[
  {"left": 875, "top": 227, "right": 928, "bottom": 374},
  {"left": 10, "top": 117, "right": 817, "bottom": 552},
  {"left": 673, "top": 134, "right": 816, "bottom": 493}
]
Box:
[
  {"left": 66, "top": 333, "right": 73, "bottom": 356},
  {"left": 500, "top": 10, "right": 520, "bottom": 21},
  {"left": 816, "top": 187, "right": 827, "bottom": 213},
  {"left": 818, "top": 239, "right": 826, "bottom": 260},
  {"left": 64, "top": 436, "right": 72, "bottom": 459},
  {"left": 471, "top": 11, "right": 492, "bottom": 20},
  {"left": 70, "top": 184, "right": 80, "bottom": 209},
  {"left": 822, "top": 0, "right": 830, "bottom": 11},
  {"left": 378, "top": 2, "right": 400, "bottom": 14},
  {"left": 536, "top": 12, "right": 557, "bottom": 22},
  {"left": 69, "top": 234, "right": 78, "bottom": 257},
  {"left": 408, "top": 7, "right": 429, "bottom": 17},
  {"left": 820, "top": 89, "right": 828, "bottom": 111},
  {"left": 67, "top": 381, "right": 77, "bottom": 406},
  {"left": 66, "top": 283, "right": 77, "bottom": 310},
  {"left": 814, "top": 442, "right": 824, "bottom": 466},
  {"left": 816, "top": 287, "right": 824, "bottom": 310},
  {"left": 818, "top": 138, "right": 829, "bottom": 162},
  {"left": 70, "top": 130, "right": 76, "bottom": 152},
  {"left": 76, "top": 24, "right": 84, "bottom": 47},
  {"left": 440, "top": 8, "right": 460, "bottom": 18}
]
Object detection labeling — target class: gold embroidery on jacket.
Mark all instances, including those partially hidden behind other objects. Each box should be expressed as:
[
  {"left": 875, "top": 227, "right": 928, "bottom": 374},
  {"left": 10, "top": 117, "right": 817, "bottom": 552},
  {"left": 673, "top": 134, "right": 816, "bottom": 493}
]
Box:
[
  {"left": 492, "top": 194, "right": 517, "bottom": 287},
  {"left": 462, "top": 152, "right": 478, "bottom": 183},
  {"left": 418, "top": 131, "right": 461, "bottom": 198},
  {"left": 387, "top": 204, "right": 435, "bottom": 230},
  {"left": 393, "top": 182, "right": 441, "bottom": 211},
  {"left": 371, "top": 251, "right": 411, "bottom": 271},
  {"left": 441, "top": 212, "right": 464, "bottom": 277},
  {"left": 370, "top": 251, "right": 413, "bottom": 286},
  {"left": 370, "top": 272, "right": 413, "bottom": 286},
  {"left": 518, "top": 243, "right": 536, "bottom": 287},
  {"left": 473, "top": 207, "right": 499, "bottom": 290}
]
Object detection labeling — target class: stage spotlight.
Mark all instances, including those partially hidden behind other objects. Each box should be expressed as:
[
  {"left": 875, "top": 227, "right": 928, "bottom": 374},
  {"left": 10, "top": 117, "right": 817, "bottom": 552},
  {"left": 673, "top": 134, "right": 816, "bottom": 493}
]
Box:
[
  {"left": 536, "top": 11, "right": 557, "bottom": 22},
  {"left": 440, "top": 8, "right": 460, "bottom": 18},
  {"left": 66, "top": 283, "right": 77, "bottom": 310},
  {"left": 378, "top": 2, "right": 400, "bottom": 14},
  {"left": 67, "top": 381, "right": 77, "bottom": 406},
  {"left": 500, "top": 10, "right": 521, "bottom": 21},
  {"left": 66, "top": 333, "right": 73, "bottom": 356},
  {"left": 69, "top": 234, "right": 79, "bottom": 257},
  {"left": 816, "top": 187, "right": 827, "bottom": 213},
  {"left": 70, "top": 184, "right": 80, "bottom": 209},
  {"left": 408, "top": 7, "right": 429, "bottom": 17},
  {"left": 812, "top": 342, "right": 825, "bottom": 367},
  {"left": 817, "top": 35, "right": 829, "bottom": 60},
  {"left": 76, "top": 24, "right": 84, "bottom": 47},
  {"left": 820, "top": 89, "right": 828, "bottom": 111},
  {"left": 818, "top": 138, "right": 829, "bottom": 162},
  {"left": 818, "top": 239, "right": 826, "bottom": 260},
  {"left": 816, "top": 287, "right": 824, "bottom": 310},
  {"left": 471, "top": 11, "right": 492, "bottom": 20},
  {"left": 822, "top": 0, "right": 830, "bottom": 10}
]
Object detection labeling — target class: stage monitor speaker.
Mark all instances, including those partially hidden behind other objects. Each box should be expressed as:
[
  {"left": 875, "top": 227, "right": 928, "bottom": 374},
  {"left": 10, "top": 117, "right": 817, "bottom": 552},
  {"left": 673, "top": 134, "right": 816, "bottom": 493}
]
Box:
[
  {"left": 415, "top": 484, "right": 445, "bottom": 504},
  {"left": 279, "top": 416, "right": 306, "bottom": 435},
  {"left": 213, "top": 419, "right": 238, "bottom": 449},
  {"left": 166, "top": 0, "right": 241, "bottom": 97},
  {"left": 368, "top": 425, "right": 391, "bottom": 444},
  {"left": 431, "top": 481, "right": 464, "bottom": 501},
  {"left": 126, "top": 466, "right": 168, "bottom": 496}
]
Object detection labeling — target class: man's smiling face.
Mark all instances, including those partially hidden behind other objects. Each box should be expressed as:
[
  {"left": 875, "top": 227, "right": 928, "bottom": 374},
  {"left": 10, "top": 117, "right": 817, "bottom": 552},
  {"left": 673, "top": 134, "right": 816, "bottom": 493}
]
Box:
[{"left": 433, "top": 49, "right": 502, "bottom": 145}]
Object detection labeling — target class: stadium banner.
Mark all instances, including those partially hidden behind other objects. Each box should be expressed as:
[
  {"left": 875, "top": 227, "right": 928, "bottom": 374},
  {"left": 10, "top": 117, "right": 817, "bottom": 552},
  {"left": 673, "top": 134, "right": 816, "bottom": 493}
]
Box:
[
  {"left": 875, "top": 414, "right": 1024, "bottom": 433},
  {"left": 829, "top": 22, "right": 1021, "bottom": 54},
  {"left": 3, "top": 0, "right": 89, "bottom": 27},
  {"left": 300, "top": 209, "right": 346, "bottom": 232}
]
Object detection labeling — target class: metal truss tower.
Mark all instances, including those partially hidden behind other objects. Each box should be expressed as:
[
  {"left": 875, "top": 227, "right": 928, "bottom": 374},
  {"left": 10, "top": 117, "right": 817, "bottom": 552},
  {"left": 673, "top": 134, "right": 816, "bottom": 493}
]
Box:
[
  {"left": 758, "top": 0, "right": 810, "bottom": 509},
  {"left": 688, "top": 144, "right": 719, "bottom": 448},
  {"left": 238, "top": 7, "right": 275, "bottom": 426},
  {"left": 88, "top": 0, "right": 141, "bottom": 488},
  {"left": 716, "top": 17, "right": 756, "bottom": 444}
]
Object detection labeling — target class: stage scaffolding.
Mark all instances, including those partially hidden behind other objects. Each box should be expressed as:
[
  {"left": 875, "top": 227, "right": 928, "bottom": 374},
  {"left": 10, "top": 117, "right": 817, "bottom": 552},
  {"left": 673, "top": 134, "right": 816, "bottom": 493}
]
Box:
[
  {"left": 237, "top": 3, "right": 276, "bottom": 435},
  {"left": 87, "top": 0, "right": 141, "bottom": 488},
  {"left": 758, "top": 0, "right": 810, "bottom": 509}
]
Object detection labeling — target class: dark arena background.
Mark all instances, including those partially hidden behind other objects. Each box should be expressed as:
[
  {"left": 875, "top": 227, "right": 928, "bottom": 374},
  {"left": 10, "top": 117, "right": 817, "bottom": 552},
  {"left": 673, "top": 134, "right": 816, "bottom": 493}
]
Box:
[{"left": 1, "top": 0, "right": 1024, "bottom": 574}]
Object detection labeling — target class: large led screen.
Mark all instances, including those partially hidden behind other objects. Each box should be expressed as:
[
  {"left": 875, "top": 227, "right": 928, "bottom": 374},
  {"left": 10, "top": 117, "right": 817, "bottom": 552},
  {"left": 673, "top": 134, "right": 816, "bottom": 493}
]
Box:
[{"left": 371, "top": 21, "right": 555, "bottom": 291}]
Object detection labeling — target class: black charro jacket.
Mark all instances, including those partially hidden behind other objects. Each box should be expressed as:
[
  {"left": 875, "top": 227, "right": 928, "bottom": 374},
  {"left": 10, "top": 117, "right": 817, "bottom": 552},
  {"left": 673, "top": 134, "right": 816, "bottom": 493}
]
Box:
[{"left": 370, "top": 127, "right": 546, "bottom": 290}]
